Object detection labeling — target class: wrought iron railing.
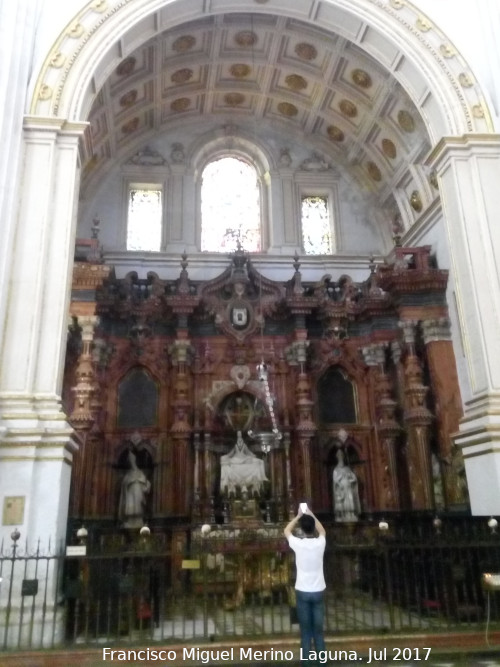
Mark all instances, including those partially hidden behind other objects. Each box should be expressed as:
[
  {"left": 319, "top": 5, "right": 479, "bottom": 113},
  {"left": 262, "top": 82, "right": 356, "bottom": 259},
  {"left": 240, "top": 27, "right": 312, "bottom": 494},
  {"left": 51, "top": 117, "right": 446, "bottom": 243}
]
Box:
[{"left": 1, "top": 516, "right": 500, "bottom": 650}]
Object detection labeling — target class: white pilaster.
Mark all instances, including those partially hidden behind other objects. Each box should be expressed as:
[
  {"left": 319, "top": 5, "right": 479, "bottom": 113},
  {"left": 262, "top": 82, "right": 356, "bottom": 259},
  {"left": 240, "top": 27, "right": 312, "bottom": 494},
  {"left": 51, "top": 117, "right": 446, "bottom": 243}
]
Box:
[
  {"left": 0, "top": 117, "right": 84, "bottom": 546},
  {"left": 268, "top": 168, "right": 298, "bottom": 253},
  {"left": 429, "top": 135, "right": 500, "bottom": 515},
  {"left": 0, "top": 0, "right": 42, "bottom": 371}
]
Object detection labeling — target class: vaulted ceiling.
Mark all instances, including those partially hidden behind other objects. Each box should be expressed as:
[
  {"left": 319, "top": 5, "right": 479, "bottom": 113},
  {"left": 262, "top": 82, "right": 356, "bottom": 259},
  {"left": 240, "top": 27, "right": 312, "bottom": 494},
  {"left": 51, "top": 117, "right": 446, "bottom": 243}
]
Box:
[{"left": 81, "top": 11, "right": 433, "bottom": 218}]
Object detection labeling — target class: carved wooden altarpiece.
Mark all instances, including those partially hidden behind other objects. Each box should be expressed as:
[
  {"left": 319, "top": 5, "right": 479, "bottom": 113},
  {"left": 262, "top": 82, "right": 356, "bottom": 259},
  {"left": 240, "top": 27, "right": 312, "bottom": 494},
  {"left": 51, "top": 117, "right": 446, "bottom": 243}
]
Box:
[{"left": 66, "top": 244, "right": 469, "bottom": 542}]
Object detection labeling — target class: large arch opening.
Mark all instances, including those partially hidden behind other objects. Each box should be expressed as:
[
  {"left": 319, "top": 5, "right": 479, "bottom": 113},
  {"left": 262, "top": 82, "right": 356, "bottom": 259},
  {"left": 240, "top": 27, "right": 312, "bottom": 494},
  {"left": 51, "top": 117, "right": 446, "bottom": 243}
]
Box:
[
  {"left": 2, "top": 0, "right": 500, "bottom": 652},
  {"left": 11, "top": 0, "right": 497, "bottom": 548}
]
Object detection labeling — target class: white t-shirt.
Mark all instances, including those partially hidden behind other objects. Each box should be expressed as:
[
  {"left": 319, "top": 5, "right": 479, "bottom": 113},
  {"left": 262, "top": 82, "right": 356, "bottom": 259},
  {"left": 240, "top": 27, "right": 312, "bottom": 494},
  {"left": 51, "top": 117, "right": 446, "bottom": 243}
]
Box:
[{"left": 287, "top": 534, "right": 326, "bottom": 592}]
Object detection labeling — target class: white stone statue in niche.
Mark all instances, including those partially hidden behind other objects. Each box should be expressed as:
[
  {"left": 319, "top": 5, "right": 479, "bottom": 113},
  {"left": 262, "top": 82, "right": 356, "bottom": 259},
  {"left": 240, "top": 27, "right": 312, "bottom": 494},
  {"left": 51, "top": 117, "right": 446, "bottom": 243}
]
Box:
[
  {"left": 333, "top": 448, "right": 361, "bottom": 522},
  {"left": 220, "top": 430, "right": 268, "bottom": 497},
  {"left": 119, "top": 450, "right": 151, "bottom": 528}
]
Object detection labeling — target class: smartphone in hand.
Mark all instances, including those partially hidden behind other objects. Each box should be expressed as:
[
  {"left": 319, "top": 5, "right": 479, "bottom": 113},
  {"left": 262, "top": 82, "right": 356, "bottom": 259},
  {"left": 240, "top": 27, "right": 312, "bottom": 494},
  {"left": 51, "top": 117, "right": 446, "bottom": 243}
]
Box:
[{"left": 299, "top": 502, "right": 308, "bottom": 513}]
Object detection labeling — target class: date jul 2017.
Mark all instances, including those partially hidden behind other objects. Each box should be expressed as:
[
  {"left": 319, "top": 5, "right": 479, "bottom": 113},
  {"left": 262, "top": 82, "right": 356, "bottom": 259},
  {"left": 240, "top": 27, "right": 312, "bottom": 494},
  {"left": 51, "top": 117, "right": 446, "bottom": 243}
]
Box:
[{"left": 366, "top": 647, "right": 431, "bottom": 662}]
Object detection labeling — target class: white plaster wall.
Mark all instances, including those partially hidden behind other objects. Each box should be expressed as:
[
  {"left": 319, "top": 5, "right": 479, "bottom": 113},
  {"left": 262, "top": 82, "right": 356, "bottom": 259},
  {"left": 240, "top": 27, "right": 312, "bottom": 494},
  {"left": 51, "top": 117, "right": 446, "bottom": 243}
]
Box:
[{"left": 77, "top": 123, "right": 387, "bottom": 259}]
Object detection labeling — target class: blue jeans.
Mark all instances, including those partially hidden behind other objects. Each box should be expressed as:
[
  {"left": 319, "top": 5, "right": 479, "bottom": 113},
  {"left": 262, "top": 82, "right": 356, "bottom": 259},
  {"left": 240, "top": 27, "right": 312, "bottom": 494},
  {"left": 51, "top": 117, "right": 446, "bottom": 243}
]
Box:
[{"left": 295, "top": 589, "right": 326, "bottom": 661}]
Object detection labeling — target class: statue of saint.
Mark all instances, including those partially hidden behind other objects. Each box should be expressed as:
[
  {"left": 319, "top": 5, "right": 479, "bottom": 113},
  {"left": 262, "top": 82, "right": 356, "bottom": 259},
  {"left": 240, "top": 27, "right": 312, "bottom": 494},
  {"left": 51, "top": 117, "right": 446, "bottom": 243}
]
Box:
[
  {"left": 333, "top": 448, "right": 361, "bottom": 522},
  {"left": 119, "top": 450, "right": 151, "bottom": 528},
  {"left": 220, "top": 430, "right": 268, "bottom": 497}
]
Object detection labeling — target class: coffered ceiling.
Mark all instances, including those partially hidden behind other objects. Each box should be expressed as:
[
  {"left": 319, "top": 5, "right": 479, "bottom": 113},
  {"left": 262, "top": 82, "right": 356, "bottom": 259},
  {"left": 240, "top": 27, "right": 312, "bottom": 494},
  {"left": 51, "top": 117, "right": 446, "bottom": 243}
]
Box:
[{"left": 81, "top": 11, "right": 432, "bottom": 209}]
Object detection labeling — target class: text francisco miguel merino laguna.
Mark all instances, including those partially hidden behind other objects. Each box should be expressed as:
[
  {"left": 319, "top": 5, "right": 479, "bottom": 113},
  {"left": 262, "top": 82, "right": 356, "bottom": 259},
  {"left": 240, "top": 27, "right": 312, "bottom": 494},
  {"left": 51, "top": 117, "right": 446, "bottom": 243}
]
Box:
[{"left": 102, "top": 646, "right": 430, "bottom": 663}]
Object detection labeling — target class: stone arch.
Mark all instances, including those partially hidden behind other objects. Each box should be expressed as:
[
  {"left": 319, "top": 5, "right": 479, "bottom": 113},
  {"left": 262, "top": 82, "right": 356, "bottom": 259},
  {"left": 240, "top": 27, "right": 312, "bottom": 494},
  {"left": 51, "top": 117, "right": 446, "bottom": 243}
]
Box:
[
  {"left": 189, "top": 128, "right": 274, "bottom": 177},
  {"left": 29, "top": 0, "right": 494, "bottom": 140}
]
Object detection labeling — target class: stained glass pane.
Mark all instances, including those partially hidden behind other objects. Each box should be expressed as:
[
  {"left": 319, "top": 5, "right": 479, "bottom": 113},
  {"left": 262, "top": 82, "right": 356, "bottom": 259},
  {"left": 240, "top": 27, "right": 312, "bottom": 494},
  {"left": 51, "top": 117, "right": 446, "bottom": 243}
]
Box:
[
  {"left": 127, "top": 186, "right": 162, "bottom": 251},
  {"left": 201, "top": 157, "right": 261, "bottom": 252},
  {"left": 301, "top": 195, "right": 333, "bottom": 255}
]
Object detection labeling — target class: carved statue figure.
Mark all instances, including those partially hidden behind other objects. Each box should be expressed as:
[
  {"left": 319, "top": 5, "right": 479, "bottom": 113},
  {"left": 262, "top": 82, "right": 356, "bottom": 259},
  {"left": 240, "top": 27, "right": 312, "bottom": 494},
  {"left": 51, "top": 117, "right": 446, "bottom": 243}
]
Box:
[
  {"left": 333, "top": 448, "right": 361, "bottom": 522},
  {"left": 119, "top": 450, "right": 151, "bottom": 528},
  {"left": 220, "top": 430, "right": 268, "bottom": 497}
]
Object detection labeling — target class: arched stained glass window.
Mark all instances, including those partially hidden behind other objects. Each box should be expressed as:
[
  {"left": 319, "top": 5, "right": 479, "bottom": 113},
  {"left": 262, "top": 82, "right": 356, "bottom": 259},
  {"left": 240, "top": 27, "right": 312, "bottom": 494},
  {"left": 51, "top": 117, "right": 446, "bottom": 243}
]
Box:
[{"left": 201, "top": 157, "right": 261, "bottom": 252}]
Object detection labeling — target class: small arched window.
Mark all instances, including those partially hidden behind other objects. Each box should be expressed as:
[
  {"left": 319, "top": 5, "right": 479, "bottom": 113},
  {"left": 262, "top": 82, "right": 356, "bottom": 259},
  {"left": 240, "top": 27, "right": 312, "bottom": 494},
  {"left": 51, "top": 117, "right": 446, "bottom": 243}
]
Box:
[{"left": 201, "top": 156, "right": 261, "bottom": 252}]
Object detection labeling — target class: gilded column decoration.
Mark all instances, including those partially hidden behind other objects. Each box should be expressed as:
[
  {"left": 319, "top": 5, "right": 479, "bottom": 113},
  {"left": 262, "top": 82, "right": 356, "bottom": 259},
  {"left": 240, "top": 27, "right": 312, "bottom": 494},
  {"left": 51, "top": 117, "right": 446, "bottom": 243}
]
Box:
[
  {"left": 288, "top": 337, "right": 315, "bottom": 501},
  {"left": 168, "top": 339, "right": 193, "bottom": 436},
  {"left": 362, "top": 343, "right": 401, "bottom": 510},
  {"left": 279, "top": 345, "right": 296, "bottom": 518},
  {"left": 273, "top": 351, "right": 289, "bottom": 521},
  {"left": 283, "top": 432, "right": 295, "bottom": 519},
  {"left": 421, "top": 318, "right": 468, "bottom": 507},
  {"left": 198, "top": 343, "right": 216, "bottom": 519},
  {"left": 166, "top": 253, "right": 199, "bottom": 516},
  {"left": 192, "top": 431, "right": 202, "bottom": 520},
  {"left": 169, "top": 338, "right": 194, "bottom": 515},
  {"left": 68, "top": 315, "right": 100, "bottom": 517},
  {"left": 69, "top": 315, "right": 99, "bottom": 431},
  {"left": 400, "top": 321, "right": 434, "bottom": 510}
]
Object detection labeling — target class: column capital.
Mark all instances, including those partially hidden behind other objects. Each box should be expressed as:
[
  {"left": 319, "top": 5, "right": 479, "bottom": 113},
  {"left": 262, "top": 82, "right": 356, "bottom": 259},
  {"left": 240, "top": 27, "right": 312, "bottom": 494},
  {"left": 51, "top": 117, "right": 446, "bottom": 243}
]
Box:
[
  {"left": 75, "top": 315, "right": 100, "bottom": 339},
  {"left": 168, "top": 339, "right": 193, "bottom": 365},
  {"left": 427, "top": 134, "right": 500, "bottom": 172},
  {"left": 421, "top": 317, "right": 452, "bottom": 344},
  {"left": 285, "top": 340, "right": 309, "bottom": 365},
  {"left": 399, "top": 320, "right": 418, "bottom": 345},
  {"left": 23, "top": 115, "right": 89, "bottom": 136},
  {"left": 361, "top": 343, "right": 387, "bottom": 367}
]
